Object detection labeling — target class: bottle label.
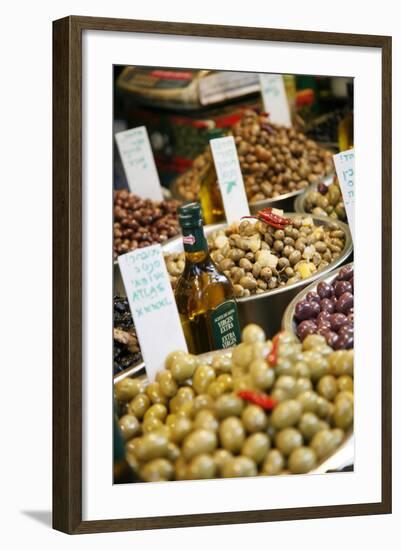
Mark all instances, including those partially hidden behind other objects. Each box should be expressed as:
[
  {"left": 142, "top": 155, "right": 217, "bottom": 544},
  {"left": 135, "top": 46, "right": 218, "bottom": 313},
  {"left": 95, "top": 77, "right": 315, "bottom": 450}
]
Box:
[
  {"left": 182, "top": 226, "right": 208, "bottom": 253},
  {"left": 210, "top": 300, "right": 241, "bottom": 349}
]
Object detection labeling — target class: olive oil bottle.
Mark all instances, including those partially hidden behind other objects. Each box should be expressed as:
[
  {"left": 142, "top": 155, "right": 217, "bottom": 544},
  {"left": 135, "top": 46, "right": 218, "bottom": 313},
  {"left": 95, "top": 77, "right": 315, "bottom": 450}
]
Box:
[
  {"left": 175, "top": 202, "right": 241, "bottom": 354},
  {"left": 198, "top": 128, "right": 225, "bottom": 225},
  {"left": 338, "top": 81, "right": 354, "bottom": 151}
]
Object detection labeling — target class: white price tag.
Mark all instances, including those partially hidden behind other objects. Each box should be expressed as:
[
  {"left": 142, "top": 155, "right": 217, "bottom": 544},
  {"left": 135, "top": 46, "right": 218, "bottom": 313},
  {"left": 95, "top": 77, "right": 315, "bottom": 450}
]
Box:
[
  {"left": 118, "top": 245, "right": 187, "bottom": 381},
  {"left": 333, "top": 149, "right": 355, "bottom": 240},
  {"left": 210, "top": 136, "right": 250, "bottom": 224},
  {"left": 259, "top": 74, "right": 292, "bottom": 127},
  {"left": 115, "top": 126, "right": 163, "bottom": 201}
]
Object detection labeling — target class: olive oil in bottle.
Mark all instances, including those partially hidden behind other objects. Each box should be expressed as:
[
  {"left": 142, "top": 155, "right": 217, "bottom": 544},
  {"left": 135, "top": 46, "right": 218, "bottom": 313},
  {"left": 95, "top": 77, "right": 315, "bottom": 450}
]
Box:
[
  {"left": 338, "top": 81, "right": 354, "bottom": 151},
  {"left": 198, "top": 128, "right": 225, "bottom": 225},
  {"left": 175, "top": 202, "right": 241, "bottom": 354}
]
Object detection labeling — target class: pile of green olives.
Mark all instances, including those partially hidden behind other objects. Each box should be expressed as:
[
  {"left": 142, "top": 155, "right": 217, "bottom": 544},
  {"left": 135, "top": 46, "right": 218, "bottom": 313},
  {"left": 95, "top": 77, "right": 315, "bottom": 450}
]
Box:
[{"left": 115, "top": 325, "right": 353, "bottom": 482}]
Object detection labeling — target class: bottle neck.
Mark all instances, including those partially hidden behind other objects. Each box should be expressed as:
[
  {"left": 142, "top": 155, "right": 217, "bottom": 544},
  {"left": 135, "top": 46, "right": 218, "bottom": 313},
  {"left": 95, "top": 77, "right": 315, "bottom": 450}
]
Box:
[{"left": 182, "top": 224, "right": 209, "bottom": 264}]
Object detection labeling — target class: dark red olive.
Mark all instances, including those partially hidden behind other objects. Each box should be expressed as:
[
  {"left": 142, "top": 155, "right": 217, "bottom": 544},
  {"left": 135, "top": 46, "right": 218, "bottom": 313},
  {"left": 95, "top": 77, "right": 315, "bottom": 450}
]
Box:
[
  {"left": 339, "top": 324, "right": 354, "bottom": 337},
  {"left": 322, "top": 330, "right": 339, "bottom": 349},
  {"left": 320, "top": 298, "right": 335, "bottom": 313},
  {"left": 317, "top": 311, "right": 331, "bottom": 326},
  {"left": 294, "top": 300, "right": 313, "bottom": 321},
  {"left": 306, "top": 291, "right": 320, "bottom": 302},
  {"left": 317, "top": 321, "right": 331, "bottom": 334},
  {"left": 309, "top": 300, "right": 321, "bottom": 317},
  {"left": 347, "top": 312, "right": 354, "bottom": 324},
  {"left": 317, "top": 282, "right": 333, "bottom": 299},
  {"left": 330, "top": 313, "right": 348, "bottom": 331},
  {"left": 336, "top": 292, "right": 354, "bottom": 314},
  {"left": 337, "top": 265, "right": 353, "bottom": 281},
  {"left": 334, "top": 280, "right": 352, "bottom": 298},
  {"left": 297, "top": 320, "right": 317, "bottom": 341},
  {"left": 317, "top": 182, "right": 328, "bottom": 195},
  {"left": 334, "top": 332, "right": 354, "bottom": 349}
]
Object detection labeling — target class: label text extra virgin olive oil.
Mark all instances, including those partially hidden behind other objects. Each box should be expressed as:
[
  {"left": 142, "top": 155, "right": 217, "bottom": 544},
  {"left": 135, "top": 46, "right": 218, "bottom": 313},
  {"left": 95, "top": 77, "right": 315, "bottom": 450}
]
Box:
[{"left": 175, "top": 202, "right": 241, "bottom": 355}]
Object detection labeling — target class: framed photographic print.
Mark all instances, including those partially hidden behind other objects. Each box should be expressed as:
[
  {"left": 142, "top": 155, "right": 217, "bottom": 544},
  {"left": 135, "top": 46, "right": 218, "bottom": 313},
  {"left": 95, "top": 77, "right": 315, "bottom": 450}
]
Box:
[{"left": 53, "top": 16, "right": 392, "bottom": 534}]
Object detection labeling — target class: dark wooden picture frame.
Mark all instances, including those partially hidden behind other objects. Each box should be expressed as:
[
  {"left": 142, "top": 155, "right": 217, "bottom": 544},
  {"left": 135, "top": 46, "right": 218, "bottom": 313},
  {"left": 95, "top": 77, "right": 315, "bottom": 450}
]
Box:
[{"left": 53, "top": 15, "right": 392, "bottom": 534}]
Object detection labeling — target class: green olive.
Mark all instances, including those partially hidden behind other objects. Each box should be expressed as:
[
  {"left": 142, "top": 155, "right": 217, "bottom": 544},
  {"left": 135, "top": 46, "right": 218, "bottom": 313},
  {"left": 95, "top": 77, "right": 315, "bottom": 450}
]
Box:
[
  {"left": 118, "top": 414, "right": 141, "bottom": 440},
  {"left": 219, "top": 417, "right": 246, "bottom": 453},
  {"left": 305, "top": 352, "right": 329, "bottom": 382},
  {"left": 193, "top": 365, "right": 216, "bottom": 394},
  {"left": 213, "top": 449, "right": 233, "bottom": 473},
  {"left": 166, "top": 442, "right": 180, "bottom": 462},
  {"left": 275, "top": 358, "right": 296, "bottom": 377},
  {"left": 194, "top": 410, "right": 219, "bottom": 432},
  {"left": 169, "top": 416, "right": 192, "bottom": 444},
  {"left": 337, "top": 375, "right": 354, "bottom": 392},
  {"left": 193, "top": 394, "right": 214, "bottom": 413},
  {"left": 333, "top": 396, "right": 353, "bottom": 429},
  {"left": 271, "top": 388, "right": 290, "bottom": 403},
  {"left": 275, "top": 427, "right": 303, "bottom": 456},
  {"left": 140, "top": 458, "right": 174, "bottom": 482},
  {"left": 241, "top": 404, "right": 268, "bottom": 433},
  {"left": 296, "top": 390, "right": 319, "bottom": 413},
  {"left": 115, "top": 377, "right": 144, "bottom": 402},
  {"left": 187, "top": 454, "right": 217, "bottom": 480},
  {"left": 221, "top": 456, "right": 257, "bottom": 478},
  {"left": 170, "top": 389, "right": 194, "bottom": 413},
  {"left": 156, "top": 370, "right": 178, "bottom": 398},
  {"left": 250, "top": 360, "right": 275, "bottom": 390},
  {"left": 165, "top": 350, "right": 187, "bottom": 370},
  {"left": 182, "top": 429, "right": 217, "bottom": 460},
  {"left": 293, "top": 377, "right": 313, "bottom": 396},
  {"left": 288, "top": 447, "right": 317, "bottom": 474},
  {"left": 328, "top": 350, "right": 353, "bottom": 376},
  {"left": 232, "top": 374, "right": 254, "bottom": 392},
  {"left": 310, "top": 429, "right": 338, "bottom": 459},
  {"left": 302, "top": 334, "right": 327, "bottom": 350},
  {"left": 251, "top": 341, "right": 270, "bottom": 360},
  {"left": 271, "top": 400, "right": 302, "bottom": 429},
  {"left": 215, "top": 393, "right": 244, "bottom": 419},
  {"left": 317, "top": 375, "right": 338, "bottom": 400},
  {"left": 128, "top": 394, "right": 151, "bottom": 419},
  {"left": 331, "top": 428, "right": 345, "bottom": 446},
  {"left": 261, "top": 449, "right": 285, "bottom": 475},
  {"left": 212, "top": 353, "right": 232, "bottom": 374},
  {"left": 298, "top": 412, "right": 322, "bottom": 441},
  {"left": 174, "top": 456, "right": 188, "bottom": 481},
  {"left": 242, "top": 324, "right": 266, "bottom": 344},
  {"left": 275, "top": 375, "right": 297, "bottom": 397},
  {"left": 315, "top": 396, "right": 332, "bottom": 418},
  {"left": 242, "top": 433, "right": 270, "bottom": 463},
  {"left": 293, "top": 361, "right": 311, "bottom": 378},
  {"left": 146, "top": 382, "right": 167, "bottom": 405},
  {"left": 134, "top": 431, "right": 169, "bottom": 461},
  {"left": 144, "top": 403, "right": 168, "bottom": 422},
  {"left": 207, "top": 380, "right": 226, "bottom": 399},
  {"left": 217, "top": 374, "right": 233, "bottom": 391},
  {"left": 231, "top": 343, "right": 254, "bottom": 368},
  {"left": 169, "top": 353, "right": 198, "bottom": 382},
  {"left": 176, "top": 401, "right": 195, "bottom": 419},
  {"left": 142, "top": 416, "right": 164, "bottom": 433}
]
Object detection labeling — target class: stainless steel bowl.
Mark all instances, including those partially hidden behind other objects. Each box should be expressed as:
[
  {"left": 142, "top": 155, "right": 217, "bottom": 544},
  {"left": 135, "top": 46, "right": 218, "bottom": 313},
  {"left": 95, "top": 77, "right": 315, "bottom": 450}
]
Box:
[
  {"left": 282, "top": 262, "right": 354, "bottom": 338},
  {"left": 114, "top": 348, "right": 354, "bottom": 475}
]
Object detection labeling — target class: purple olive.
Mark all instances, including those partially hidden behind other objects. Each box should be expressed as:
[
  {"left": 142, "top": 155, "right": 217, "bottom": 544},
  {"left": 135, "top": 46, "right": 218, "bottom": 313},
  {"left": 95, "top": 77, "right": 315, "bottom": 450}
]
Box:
[
  {"left": 317, "top": 321, "right": 331, "bottom": 334},
  {"left": 317, "top": 182, "right": 328, "bottom": 195},
  {"left": 337, "top": 265, "right": 353, "bottom": 281},
  {"left": 294, "top": 300, "right": 313, "bottom": 321},
  {"left": 322, "top": 330, "right": 339, "bottom": 349},
  {"left": 336, "top": 291, "right": 354, "bottom": 314},
  {"left": 347, "top": 312, "right": 354, "bottom": 324},
  {"left": 309, "top": 300, "right": 321, "bottom": 318},
  {"left": 330, "top": 313, "right": 348, "bottom": 331},
  {"left": 334, "top": 280, "right": 352, "bottom": 298},
  {"left": 339, "top": 324, "right": 354, "bottom": 336},
  {"left": 317, "top": 311, "right": 331, "bottom": 326},
  {"left": 320, "top": 298, "right": 335, "bottom": 313},
  {"left": 334, "top": 332, "right": 354, "bottom": 350},
  {"left": 317, "top": 281, "right": 333, "bottom": 299},
  {"left": 296, "top": 320, "right": 317, "bottom": 341},
  {"left": 306, "top": 291, "right": 320, "bottom": 302}
]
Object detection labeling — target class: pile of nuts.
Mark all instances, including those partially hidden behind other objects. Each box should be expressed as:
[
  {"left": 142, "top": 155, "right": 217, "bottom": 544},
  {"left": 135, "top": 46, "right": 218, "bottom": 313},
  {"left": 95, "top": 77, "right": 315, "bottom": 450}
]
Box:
[
  {"left": 165, "top": 216, "right": 347, "bottom": 297},
  {"left": 234, "top": 111, "right": 333, "bottom": 202},
  {"left": 294, "top": 265, "right": 354, "bottom": 350},
  {"left": 114, "top": 190, "right": 181, "bottom": 259},
  {"left": 115, "top": 325, "right": 353, "bottom": 482},
  {"left": 303, "top": 179, "right": 347, "bottom": 221},
  {"left": 114, "top": 296, "right": 142, "bottom": 375},
  {"left": 173, "top": 111, "right": 334, "bottom": 203}
]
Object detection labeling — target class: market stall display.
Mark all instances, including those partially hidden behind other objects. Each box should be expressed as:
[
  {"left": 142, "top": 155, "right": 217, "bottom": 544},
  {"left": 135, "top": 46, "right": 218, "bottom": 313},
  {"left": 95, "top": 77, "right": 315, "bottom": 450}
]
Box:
[
  {"left": 113, "top": 190, "right": 181, "bottom": 259},
  {"left": 295, "top": 178, "right": 347, "bottom": 221},
  {"left": 114, "top": 324, "right": 353, "bottom": 482},
  {"left": 282, "top": 264, "right": 354, "bottom": 350},
  {"left": 114, "top": 296, "right": 142, "bottom": 375}
]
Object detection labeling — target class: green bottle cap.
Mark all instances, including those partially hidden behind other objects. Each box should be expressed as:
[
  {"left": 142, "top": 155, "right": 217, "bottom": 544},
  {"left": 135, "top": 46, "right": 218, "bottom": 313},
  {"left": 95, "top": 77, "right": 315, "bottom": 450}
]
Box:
[{"left": 178, "top": 202, "right": 203, "bottom": 228}]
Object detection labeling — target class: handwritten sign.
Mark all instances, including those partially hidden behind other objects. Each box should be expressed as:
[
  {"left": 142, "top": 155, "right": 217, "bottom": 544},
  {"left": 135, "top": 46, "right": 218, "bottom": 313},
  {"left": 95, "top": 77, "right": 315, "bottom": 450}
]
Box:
[
  {"left": 210, "top": 136, "right": 250, "bottom": 224},
  {"left": 115, "top": 126, "right": 163, "bottom": 201},
  {"left": 259, "top": 74, "right": 292, "bottom": 127},
  {"left": 118, "top": 244, "right": 187, "bottom": 380},
  {"left": 333, "top": 149, "right": 355, "bottom": 240}
]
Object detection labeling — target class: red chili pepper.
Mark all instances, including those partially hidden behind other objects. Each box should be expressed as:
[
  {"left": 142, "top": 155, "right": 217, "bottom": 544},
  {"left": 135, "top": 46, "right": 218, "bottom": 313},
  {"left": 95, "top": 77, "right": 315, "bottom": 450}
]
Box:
[
  {"left": 237, "top": 390, "right": 277, "bottom": 411},
  {"left": 242, "top": 208, "right": 292, "bottom": 230},
  {"left": 267, "top": 332, "right": 282, "bottom": 366}
]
